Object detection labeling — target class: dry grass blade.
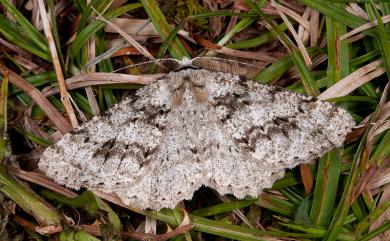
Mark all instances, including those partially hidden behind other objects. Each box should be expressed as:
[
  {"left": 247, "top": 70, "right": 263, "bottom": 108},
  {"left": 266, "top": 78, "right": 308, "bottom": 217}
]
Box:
[
  {"left": 0, "top": 37, "right": 37, "bottom": 60},
  {"left": 37, "top": 0, "right": 78, "bottom": 129},
  {"left": 297, "top": 8, "right": 310, "bottom": 44},
  {"left": 341, "top": 15, "right": 390, "bottom": 42},
  {"left": 346, "top": 3, "right": 369, "bottom": 20},
  {"left": 300, "top": 164, "right": 313, "bottom": 194},
  {"left": 0, "top": 65, "right": 72, "bottom": 133},
  {"left": 318, "top": 59, "right": 385, "bottom": 100},
  {"left": 105, "top": 18, "right": 161, "bottom": 37},
  {"left": 369, "top": 185, "right": 390, "bottom": 241},
  {"left": 145, "top": 216, "right": 157, "bottom": 234},
  {"left": 12, "top": 216, "right": 62, "bottom": 235},
  {"left": 309, "top": 9, "right": 319, "bottom": 46},
  {"left": 8, "top": 166, "right": 78, "bottom": 199},
  {"left": 274, "top": 1, "right": 310, "bottom": 30},
  {"left": 366, "top": 82, "right": 390, "bottom": 152},
  {"left": 93, "top": 9, "right": 155, "bottom": 61},
  {"left": 81, "top": 222, "right": 192, "bottom": 241},
  {"left": 369, "top": 163, "right": 390, "bottom": 191},
  {"left": 195, "top": 35, "right": 276, "bottom": 62},
  {"left": 41, "top": 72, "right": 166, "bottom": 96},
  {"left": 216, "top": 47, "right": 277, "bottom": 62},
  {"left": 271, "top": 1, "right": 312, "bottom": 65}
]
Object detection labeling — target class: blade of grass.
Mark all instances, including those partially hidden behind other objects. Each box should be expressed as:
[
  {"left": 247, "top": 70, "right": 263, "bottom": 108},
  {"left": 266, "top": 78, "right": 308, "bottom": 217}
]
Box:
[
  {"left": 69, "top": 3, "right": 143, "bottom": 63},
  {"left": 371, "top": 1, "right": 390, "bottom": 80},
  {"left": 191, "top": 11, "right": 258, "bottom": 19},
  {"left": 0, "top": 75, "right": 61, "bottom": 227},
  {"left": 0, "top": 14, "right": 50, "bottom": 61},
  {"left": 40, "top": 190, "right": 121, "bottom": 231},
  {"left": 245, "top": 0, "right": 320, "bottom": 96},
  {"left": 60, "top": 229, "right": 100, "bottom": 241},
  {"left": 298, "top": 0, "right": 374, "bottom": 36},
  {"left": 190, "top": 199, "right": 257, "bottom": 217},
  {"left": 47, "top": 0, "right": 65, "bottom": 72},
  {"left": 278, "top": 223, "right": 356, "bottom": 241},
  {"left": 256, "top": 193, "right": 296, "bottom": 217},
  {"left": 12, "top": 125, "right": 52, "bottom": 147},
  {"left": 96, "top": 31, "right": 117, "bottom": 108},
  {"left": 37, "top": 0, "right": 78, "bottom": 128},
  {"left": 0, "top": 0, "right": 48, "bottom": 52},
  {"left": 217, "top": 0, "right": 267, "bottom": 46},
  {"left": 226, "top": 23, "right": 288, "bottom": 49},
  {"left": 355, "top": 198, "right": 390, "bottom": 236},
  {"left": 357, "top": 220, "right": 390, "bottom": 241},
  {"left": 322, "top": 136, "right": 367, "bottom": 240},
  {"left": 310, "top": 13, "right": 350, "bottom": 226},
  {"left": 0, "top": 65, "right": 72, "bottom": 133},
  {"left": 140, "top": 0, "right": 189, "bottom": 59},
  {"left": 310, "top": 149, "right": 342, "bottom": 226},
  {"left": 322, "top": 81, "right": 385, "bottom": 240}
]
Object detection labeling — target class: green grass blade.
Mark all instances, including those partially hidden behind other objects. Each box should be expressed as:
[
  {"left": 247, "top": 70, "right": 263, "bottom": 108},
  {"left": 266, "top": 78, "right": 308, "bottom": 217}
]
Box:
[
  {"left": 191, "top": 199, "right": 257, "bottom": 217},
  {"left": 227, "top": 23, "right": 288, "bottom": 49},
  {"left": 310, "top": 149, "right": 342, "bottom": 226},
  {"left": 357, "top": 220, "right": 390, "bottom": 241},
  {"left": 60, "top": 229, "right": 100, "bottom": 241},
  {"left": 256, "top": 193, "right": 296, "bottom": 217},
  {"left": 217, "top": 0, "right": 267, "bottom": 46},
  {"left": 322, "top": 124, "right": 371, "bottom": 240},
  {"left": 298, "top": 0, "right": 372, "bottom": 35},
  {"left": 0, "top": 14, "right": 50, "bottom": 61},
  {"left": 0, "top": 0, "right": 48, "bottom": 51},
  {"left": 0, "top": 76, "right": 60, "bottom": 225},
  {"left": 69, "top": 3, "right": 142, "bottom": 63},
  {"left": 310, "top": 15, "right": 350, "bottom": 227},
  {"left": 95, "top": 30, "right": 117, "bottom": 108},
  {"left": 140, "top": 0, "right": 189, "bottom": 59},
  {"left": 371, "top": 2, "right": 390, "bottom": 79},
  {"left": 191, "top": 11, "right": 257, "bottom": 19},
  {"left": 245, "top": 0, "right": 319, "bottom": 96},
  {"left": 40, "top": 190, "right": 122, "bottom": 230},
  {"left": 355, "top": 198, "right": 390, "bottom": 235},
  {"left": 290, "top": 51, "right": 320, "bottom": 96}
]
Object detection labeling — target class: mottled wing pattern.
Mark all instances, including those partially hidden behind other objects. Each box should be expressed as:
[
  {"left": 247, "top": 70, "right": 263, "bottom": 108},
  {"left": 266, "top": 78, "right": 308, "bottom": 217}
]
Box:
[
  {"left": 39, "top": 66, "right": 355, "bottom": 210},
  {"left": 199, "top": 70, "right": 354, "bottom": 197},
  {"left": 39, "top": 71, "right": 211, "bottom": 210}
]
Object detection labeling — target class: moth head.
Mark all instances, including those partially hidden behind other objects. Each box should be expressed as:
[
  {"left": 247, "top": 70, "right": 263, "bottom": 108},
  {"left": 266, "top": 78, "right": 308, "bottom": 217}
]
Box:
[{"left": 179, "top": 57, "right": 193, "bottom": 66}]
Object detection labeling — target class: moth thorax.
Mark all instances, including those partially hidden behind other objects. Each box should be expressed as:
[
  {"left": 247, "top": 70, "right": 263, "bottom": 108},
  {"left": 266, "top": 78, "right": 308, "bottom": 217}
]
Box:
[{"left": 169, "top": 73, "right": 208, "bottom": 107}]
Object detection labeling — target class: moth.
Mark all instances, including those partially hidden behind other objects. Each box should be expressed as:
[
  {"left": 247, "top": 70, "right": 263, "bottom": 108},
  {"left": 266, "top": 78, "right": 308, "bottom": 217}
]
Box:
[{"left": 39, "top": 57, "right": 355, "bottom": 210}]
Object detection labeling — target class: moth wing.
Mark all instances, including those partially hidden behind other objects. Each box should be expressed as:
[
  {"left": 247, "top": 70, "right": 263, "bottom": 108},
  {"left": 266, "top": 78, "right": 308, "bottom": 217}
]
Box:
[
  {"left": 112, "top": 111, "right": 205, "bottom": 210},
  {"left": 200, "top": 71, "right": 354, "bottom": 197},
  {"left": 39, "top": 73, "right": 204, "bottom": 210},
  {"left": 192, "top": 57, "right": 262, "bottom": 79}
]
